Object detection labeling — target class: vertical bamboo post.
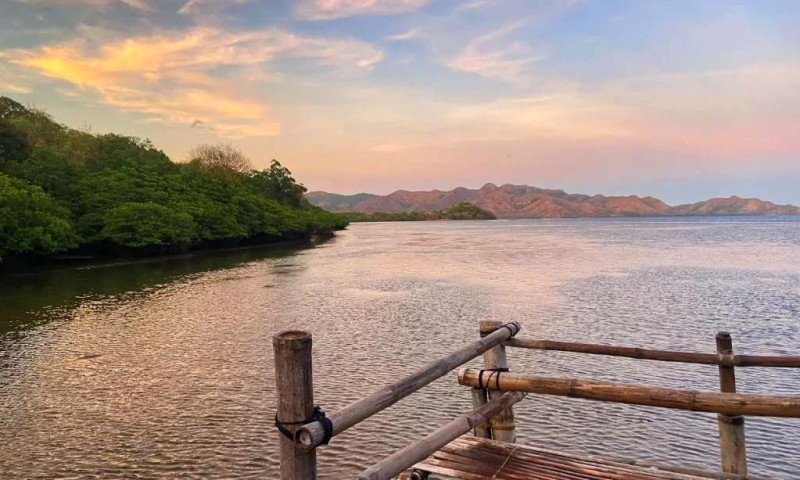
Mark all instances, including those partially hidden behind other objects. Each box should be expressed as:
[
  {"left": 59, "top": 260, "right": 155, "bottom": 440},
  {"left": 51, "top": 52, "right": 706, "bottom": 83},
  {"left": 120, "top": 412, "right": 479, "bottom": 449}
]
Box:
[
  {"left": 273, "top": 330, "right": 317, "bottom": 480},
  {"left": 716, "top": 331, "right": 747, "bottom": 476},
  {"left": 470, "top": 387, "right": 490, "bottom": 438},
  {"left": 480, "top": 320, "right": 516, "bottom": 442}
]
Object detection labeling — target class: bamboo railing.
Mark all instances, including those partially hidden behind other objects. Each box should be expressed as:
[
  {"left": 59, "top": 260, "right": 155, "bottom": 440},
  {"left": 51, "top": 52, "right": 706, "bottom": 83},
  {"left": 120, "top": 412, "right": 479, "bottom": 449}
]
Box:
[
  {"left": 273, "top": 324, "right": 800, "bottom": 480},
  {"left": 505, "top": 337, "right": 800, "bottom": 367},
  {"left": 272, "top": 322, "right": 522, "bottom": 479},
  {"left": 293, "top": 321, "right": 521, "bottom": 451},
  {"left": 457, "top": 369, "right": 800, "bottom": 417}
]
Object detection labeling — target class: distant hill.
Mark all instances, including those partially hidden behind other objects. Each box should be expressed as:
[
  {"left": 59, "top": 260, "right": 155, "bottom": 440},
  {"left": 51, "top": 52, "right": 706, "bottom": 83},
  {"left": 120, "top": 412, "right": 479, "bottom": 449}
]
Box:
[
  {"left": 305, "top": 191, "right": 379, "bottom": 211},
  {"left": 307, "top": 184, "right": 800, "bottom": 219}
]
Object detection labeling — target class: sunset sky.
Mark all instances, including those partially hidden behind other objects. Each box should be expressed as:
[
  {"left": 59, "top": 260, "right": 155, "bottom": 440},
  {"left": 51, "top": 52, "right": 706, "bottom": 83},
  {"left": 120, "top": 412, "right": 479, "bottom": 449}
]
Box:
[{"left": 1, "top": 0, "right": 798, "bottom": 204}]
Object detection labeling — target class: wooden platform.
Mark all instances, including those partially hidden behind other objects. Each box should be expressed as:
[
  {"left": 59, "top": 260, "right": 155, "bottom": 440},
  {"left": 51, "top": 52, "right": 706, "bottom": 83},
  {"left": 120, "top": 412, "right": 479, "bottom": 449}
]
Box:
[{"left": 412, "top": 436, "right": 742, "bottom": 480}]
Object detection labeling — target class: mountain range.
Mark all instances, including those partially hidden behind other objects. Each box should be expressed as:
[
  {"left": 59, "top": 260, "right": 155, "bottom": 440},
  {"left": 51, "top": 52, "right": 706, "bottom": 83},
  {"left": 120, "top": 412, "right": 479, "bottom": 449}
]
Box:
[{"left": 306, "top": 184, "right": 800, "bottom": 219}]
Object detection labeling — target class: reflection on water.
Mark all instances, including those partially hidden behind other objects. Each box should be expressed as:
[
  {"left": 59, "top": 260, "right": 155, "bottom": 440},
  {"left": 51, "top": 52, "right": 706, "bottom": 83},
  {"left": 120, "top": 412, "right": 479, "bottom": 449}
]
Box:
[{"left": 1, "top": 217, "right": 799, "bottom": 478}]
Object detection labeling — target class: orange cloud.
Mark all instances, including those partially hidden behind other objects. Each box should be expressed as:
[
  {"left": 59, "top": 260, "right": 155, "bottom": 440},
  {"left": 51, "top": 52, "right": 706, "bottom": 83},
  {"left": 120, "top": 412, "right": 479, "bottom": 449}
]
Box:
[{"left": 12, "top": 27, "right": 382, "bottom": 137}]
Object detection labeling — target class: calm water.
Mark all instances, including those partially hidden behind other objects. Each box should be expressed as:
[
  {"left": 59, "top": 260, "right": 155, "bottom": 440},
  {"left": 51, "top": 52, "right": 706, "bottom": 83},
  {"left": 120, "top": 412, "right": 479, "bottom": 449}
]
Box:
[{"left": 1, "top": 217, "right": 799, "bottom": 479}]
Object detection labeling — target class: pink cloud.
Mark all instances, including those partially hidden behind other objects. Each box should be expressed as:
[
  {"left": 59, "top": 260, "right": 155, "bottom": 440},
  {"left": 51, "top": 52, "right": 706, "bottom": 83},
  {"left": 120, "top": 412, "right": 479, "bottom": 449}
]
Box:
[{"left": 295, "top": 0, "right": 429, "bottom": 21}]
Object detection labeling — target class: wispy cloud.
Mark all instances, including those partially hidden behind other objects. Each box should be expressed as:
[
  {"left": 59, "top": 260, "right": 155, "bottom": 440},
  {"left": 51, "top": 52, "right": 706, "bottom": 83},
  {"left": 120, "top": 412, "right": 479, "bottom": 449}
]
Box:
[
  {"left": 16, "top": 0, "right": 151, "bottom": 10},
  {"left": 371, "top": 143, "right": 408, "bottom": 153},
  {"left": 11, "top": 27, "right": 383, "bottom": 137},
  {"left": 0, "top": 54, "right": 35, "bottom": 95},
  {"left": 177, "top": 0, "right": 252, "bottom": 15},
  {"left": 0, "top": 82, "right": 31, "bottom": 94},
  {"left": 387, "top": 27, "right": 425, "bottom": 41},
  {"left": 457, "top": 0, "right": 505, "bottom": 11},
  {"left": 295, "top": 0, "right": 429, "bottom": 21},
  {"left": 446, "top": 19, "right": 547, "bottom": 84}
]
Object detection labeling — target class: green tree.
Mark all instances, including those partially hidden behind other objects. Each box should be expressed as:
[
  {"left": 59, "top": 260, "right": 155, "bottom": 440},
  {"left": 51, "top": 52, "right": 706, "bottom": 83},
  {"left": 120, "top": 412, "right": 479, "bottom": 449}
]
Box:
[
  {"left": 0, "top": 173, "right": 75, "bottom": 259},
  {"left": 5, "top": 149, "right": 82, "bottom": 202},
  {"left": 100, "top": 202, "right": 196, "bottom": 248},
  {"left": 0, "top": 120, "right": 31, "bottom": 165},
  {"left": 247, "top": 159, "right": 308, "bottom": 207}
]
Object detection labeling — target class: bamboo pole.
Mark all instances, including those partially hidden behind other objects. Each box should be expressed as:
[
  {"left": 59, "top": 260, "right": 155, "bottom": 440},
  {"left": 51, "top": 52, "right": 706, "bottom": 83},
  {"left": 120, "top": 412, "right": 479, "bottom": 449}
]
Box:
[
  {"left": 295, "top": 322, "right": 521, "bottom": 451},
  {"left": 716, "top": 332, "right": 747, "bottom": 475},
  {"left": 480, "top": 320, "right": 516, "bottom": 443},
  {"left": 458, "top": 368, "right": 800, "bottom": 417},
  {"left": 469, "top": 387, "right": 490, "bottom": 438},
  {"left": 273, "top": 330, "right": 316, "bottom": 480},
  {"left": 357, "top": 391, "right": 526, "bottom": 480},
  {"left": 506, "top": 337, "right": 800, "bottom": 367}
]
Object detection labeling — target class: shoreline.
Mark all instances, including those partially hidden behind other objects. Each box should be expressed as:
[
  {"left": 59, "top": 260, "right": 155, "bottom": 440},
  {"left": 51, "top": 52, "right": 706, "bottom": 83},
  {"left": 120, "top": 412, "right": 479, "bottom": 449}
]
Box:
[{"left": 0, "top": 231, "right": 341, "bottom": 277}]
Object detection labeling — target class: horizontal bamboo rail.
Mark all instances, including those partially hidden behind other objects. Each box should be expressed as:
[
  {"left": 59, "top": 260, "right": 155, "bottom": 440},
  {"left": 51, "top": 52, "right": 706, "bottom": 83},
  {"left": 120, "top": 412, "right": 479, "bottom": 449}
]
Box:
[
  {"left": 458, "top": 368, "right": 800, "bottom": 417},
  {"left": 358, "top": 391, "right": 526, "bottom": 480},
  {"left": 505, "top": 337, "right": 800, "bottom": 367},
  {"left": 295, "top": 322, "right": 521, "bottom": 451}
]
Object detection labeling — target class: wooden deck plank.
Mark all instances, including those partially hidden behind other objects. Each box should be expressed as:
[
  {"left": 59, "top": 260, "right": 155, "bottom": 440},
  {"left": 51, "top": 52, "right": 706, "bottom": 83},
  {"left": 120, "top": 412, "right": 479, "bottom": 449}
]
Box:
[
  {"left": 455, "top": 438, "right": 693, "bottom": 480},
  {"left": 412, "top": 436, "right": 731, "bottom": 480},
  {"left": 436, "top": 445, "right": 601, "bottom": 480},
  {"left": 455, "top": 437, "right": 755, "bottom": 480}
]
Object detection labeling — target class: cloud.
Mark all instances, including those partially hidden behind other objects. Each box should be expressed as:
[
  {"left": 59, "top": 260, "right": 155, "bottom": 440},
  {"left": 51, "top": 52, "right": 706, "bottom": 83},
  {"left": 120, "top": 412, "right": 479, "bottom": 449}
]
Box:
[
  {"left": 446, "top": 19, "right": 547, "bottom": 84},
  {"left": 371, "top": 143, "right": 408, "bottom": 153},
  {"left": 0, "top": 55, "right": 36, "bottom": 95},
  {"left": 16, "top": 0, "right": 151, "bottom": 10},
  {"left": 387, "top": 28, "right": 425, "bottom": 41},
  {"left": 177, "top": 0, "right": 252, "bottom": 15},
  {"left": 448, "top": 92, "right": 633, "bottom": 141},
  {"left": 456, "top": 0, "right": 505, "bottom": 11},
  {"left": 295, "top": 0, "right": 429, "bottom": 21},
  {"left": 11, "top": 27, "right": 383, "bottom": 137},
  {"left": 0, "top": 82, "right": 32, "bottom": 95}
]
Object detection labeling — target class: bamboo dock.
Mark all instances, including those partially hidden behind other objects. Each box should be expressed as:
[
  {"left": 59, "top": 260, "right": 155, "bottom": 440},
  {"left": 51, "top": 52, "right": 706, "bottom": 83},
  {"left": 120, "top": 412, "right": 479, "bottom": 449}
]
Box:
[{"left": 272, "top": 322, "right": 800, "bottom": 479}]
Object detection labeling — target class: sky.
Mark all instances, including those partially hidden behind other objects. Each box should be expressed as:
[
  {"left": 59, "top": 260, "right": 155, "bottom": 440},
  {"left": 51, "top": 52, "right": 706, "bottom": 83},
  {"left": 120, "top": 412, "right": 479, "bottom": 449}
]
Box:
[{"left": 1, "top": 0, "right": 799, "bottom": 204}]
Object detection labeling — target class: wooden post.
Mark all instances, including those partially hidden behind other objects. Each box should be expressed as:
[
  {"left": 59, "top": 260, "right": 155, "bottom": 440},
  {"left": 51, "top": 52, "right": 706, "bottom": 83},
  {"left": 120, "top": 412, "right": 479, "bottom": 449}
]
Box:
[
  {"left": 273, "top": 330, "right": 316, "bottom": 480},
  {"left": 716, "top": 332, "right": 747, "bottom": 475},
  {"left": 470, "top": 387, "right": 490, "bottom": 438},
  {"left": 480, "top": 320, "right": 516, "bottom": 443}
]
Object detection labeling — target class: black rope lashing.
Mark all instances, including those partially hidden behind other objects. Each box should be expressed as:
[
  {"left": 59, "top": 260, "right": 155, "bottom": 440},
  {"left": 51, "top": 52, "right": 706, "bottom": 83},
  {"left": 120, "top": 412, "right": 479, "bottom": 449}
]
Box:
[
  {"left": 500, "top": 323, "right": 518, "bottom": 338},
  {"left": 274, "top": 406, "right": 334, "bottom": 445},
  {"left": 478, "top": 367, "right": 508, "bottom": 390},
  {"left": 479, "top": 322, "right": 520, "bottom": 338}
]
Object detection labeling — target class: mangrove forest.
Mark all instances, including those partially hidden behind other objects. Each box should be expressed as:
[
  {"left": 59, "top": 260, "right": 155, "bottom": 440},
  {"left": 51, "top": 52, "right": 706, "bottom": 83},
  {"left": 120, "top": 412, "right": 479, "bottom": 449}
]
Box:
[{"left": 0, "top": 96, "right": 347, "bottom": 268}]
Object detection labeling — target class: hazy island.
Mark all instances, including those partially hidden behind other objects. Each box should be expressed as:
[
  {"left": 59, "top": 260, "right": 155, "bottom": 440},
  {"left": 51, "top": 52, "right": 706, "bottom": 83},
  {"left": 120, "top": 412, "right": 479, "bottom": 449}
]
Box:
[
  {"left": 0, "top": 96, "right": 348, "bottom": 269},
  {"left": 345, "top": 202, "right": 496, "bottom": 222}
]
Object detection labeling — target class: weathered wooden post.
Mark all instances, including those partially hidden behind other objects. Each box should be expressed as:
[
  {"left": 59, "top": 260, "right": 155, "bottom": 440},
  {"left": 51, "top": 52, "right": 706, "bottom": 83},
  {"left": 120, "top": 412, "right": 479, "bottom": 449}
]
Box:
[
  {"left": 716, "top": 331, "right": 747, "bottom": 475},
  {"left": 470, "top": 387, "right": 490, "bottom": 438},
  {"left": 480, "top": 320, "right": 516, "bottom": 442},
  {"left": 273, "top": 330, "right": 316, "bottom": 480}
]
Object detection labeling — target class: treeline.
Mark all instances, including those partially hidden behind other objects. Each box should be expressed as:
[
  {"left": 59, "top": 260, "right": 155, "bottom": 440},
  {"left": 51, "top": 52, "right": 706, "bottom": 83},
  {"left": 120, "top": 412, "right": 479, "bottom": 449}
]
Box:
[
  {"left": 0, "top": 96, "right": 347, "bottom": 265},
  {"left": 345, "top": 202, "right": 496, "bottom": 222}
]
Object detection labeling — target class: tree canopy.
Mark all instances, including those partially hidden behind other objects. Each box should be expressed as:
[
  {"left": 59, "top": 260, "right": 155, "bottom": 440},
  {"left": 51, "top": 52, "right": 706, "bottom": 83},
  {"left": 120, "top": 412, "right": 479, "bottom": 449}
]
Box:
[
  {"left": 0, "top": 173, "right": 75, "bottom": 259},
  {"left": 188, "top": 143, "right": 253, "bottom": 174}
]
